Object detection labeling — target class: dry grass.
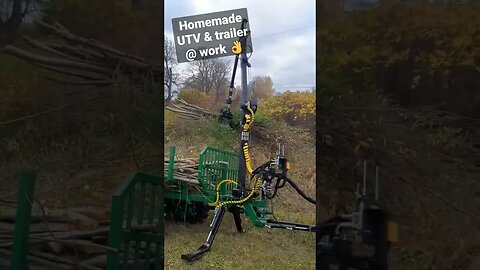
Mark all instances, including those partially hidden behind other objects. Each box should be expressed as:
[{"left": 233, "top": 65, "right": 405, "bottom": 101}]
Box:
[{"left": 165, "top": 214, "right": 315, "bottom": 270}]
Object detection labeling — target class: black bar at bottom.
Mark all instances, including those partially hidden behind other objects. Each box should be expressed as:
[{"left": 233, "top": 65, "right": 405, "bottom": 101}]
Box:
[
  {"left": 181, "top": 206, "right": 227, "bottom": 262},
  {"left": 265, "top": 220, "right": 316, "bottom": 232}
]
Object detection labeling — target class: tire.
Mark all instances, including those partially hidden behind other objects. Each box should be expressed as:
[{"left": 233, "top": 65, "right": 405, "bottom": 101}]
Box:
[{"left": 164, "top": 199, "right": 210, "bottom": 224}]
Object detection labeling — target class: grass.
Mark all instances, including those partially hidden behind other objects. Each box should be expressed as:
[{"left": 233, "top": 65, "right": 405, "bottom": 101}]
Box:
[
  {"left": 165, "top": 115, "right": 237, "bottom": 152},
  {"left": 165, "top": 214, "right": 315, "bottom": 270},
  {"left": 164, "top": 116, "right": 316, "bottom": 269}
]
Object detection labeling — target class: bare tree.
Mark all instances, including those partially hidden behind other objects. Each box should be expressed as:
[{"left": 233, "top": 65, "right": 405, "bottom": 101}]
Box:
[
  {"left": 0, "top": 0, "right": 45, "bottom": 43},
  {"left": 248, "top": 76, "right": 275, "bottom": 103},
  {"left": 164, "top": 36, "right": 180, "bottom": 103},
  {"left": 183, "top": 58, "right": 231, "bottom": 100}
]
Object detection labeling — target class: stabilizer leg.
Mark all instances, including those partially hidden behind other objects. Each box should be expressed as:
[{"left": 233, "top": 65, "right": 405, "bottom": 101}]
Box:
[
  {"left": 181, "top": 206, "right": 226, "bottom": 262},
  {"left": 230, "top": 206, "right": 244, "bottom": 233}
]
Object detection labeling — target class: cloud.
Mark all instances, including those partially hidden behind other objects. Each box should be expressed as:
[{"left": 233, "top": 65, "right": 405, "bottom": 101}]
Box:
[{"left": 165, "top": 0, "right": 315, "bottom": 92}]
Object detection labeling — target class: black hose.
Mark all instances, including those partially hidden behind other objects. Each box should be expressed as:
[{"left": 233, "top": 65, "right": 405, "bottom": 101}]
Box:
[
  {"left": 250, "top": 163, "right": 315, "bottom": 204},
  {"left": 316, "top": 222, "right": 340, "bottom": 237},
  {"left": 285, "top": 177, "right": 316, "bottom": 204}
]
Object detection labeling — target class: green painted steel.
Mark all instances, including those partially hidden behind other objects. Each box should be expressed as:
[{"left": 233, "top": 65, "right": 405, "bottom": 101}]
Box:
[
  {"left": 11, "top": 172, "right": 36, "bottom": 270},
  {"left": 165, "top": 146, "right": 240, "bottom": 206},
  {"left": 197, "top": 147, "right": 239, "bottom": 197},
  {"left": 167, "top": 146, "right": 175, "bottom": 184},
  {"left": 244, "top": 201, "right": 267, "bottom": 227},
  {"left": 107, "top": 171, "right": 164, "bottom": 270},
  {"left": 164, "top": 146, "right": 268, "bottom": 227}
]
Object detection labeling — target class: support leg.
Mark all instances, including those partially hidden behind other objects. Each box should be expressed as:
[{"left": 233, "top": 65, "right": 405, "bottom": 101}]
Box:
[
  {"left": 181, "top": 206, "right": 226, "bottom": 262},
  {"left": 230, "top": 206, "right": 244, "bottom": 233}
]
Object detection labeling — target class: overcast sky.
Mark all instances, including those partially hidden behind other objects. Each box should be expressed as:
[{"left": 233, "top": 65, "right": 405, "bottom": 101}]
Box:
[{"left": 165, "top": 0, "right": 316, "bottom": 93}]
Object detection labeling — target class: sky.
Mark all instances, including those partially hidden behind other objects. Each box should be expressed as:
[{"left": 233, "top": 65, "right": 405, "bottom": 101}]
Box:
[{"left": 165, "top": 0, "right": 316, "bottom": 93}]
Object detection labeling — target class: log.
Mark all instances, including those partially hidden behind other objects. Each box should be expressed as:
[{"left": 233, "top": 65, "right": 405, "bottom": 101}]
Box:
[
  {"left": 165, "top": 99, "right": 220, "bottom": 120},
  {"left": 45, "top": 76, "right": 114, "bottom": 86},
  {"left": 30, "top": 251, "right": 76, "bottom": 266},
  {"left": 45, "top": 241, "right": 63, "bottom": 254},
  {"left": 0, "top": 210, "right": 99, "bottom": 230},
  {"left": 22, "top": 35, "right": 82, "bottom": 62},
  {"left": 47, "top": 43, "right": 106, "bottom": 63},
  {"left": 72, "top": 208, "right": 110, "bottom": 221},
  {"left": 35, "top": 62, "right": 110, "bottom": 81},
  {"left": 4, "top": 45, "right": 113, "bottom": 76},
  {"left": 36, "top": 21, "right": 161, "bottom": 72},
  {"left": 165, "top": 106, "right": 205, "bottom": 118},
  {"left": 81, "top": 255, "right": 107, "bottom": 268},
  {"left": 0, "top": 221, "right": 72, "bottom": 233},
  {"left": 177, "top": 99, "right": 217, "bottom": 115},
  {"left": 29, "top": 238, "right": 116, "bottom": 253},
  {"left": 0, "top": 249, "right": 73, "bottom": 270}
]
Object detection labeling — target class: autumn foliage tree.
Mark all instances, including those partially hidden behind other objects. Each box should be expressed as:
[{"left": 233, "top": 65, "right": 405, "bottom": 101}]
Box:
[
  {"left": 176, "top": 88, "right": 212, "bottom": 109},
  {"left": 249, "top": 76, "right": 275, "bottom": 103},
  {"left": 317, "top": 1, "right": 480, "bottom": 116},
  {"left": 262, "top": 91, "right": 316, "bottom": 129}
]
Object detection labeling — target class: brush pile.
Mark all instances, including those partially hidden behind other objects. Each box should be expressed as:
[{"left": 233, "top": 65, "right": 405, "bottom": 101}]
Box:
[
  {"left": 164, "top": 156, "right": 200, "bottom": 185},
  {"left": 165, "top": 99, "right": 218, "bottom": 120},
  {"left": 0, "top": 205, "right": 112, "bottom": 269},
  {"left": 3, "top": 21, "right": 162, "bottom": 89}
]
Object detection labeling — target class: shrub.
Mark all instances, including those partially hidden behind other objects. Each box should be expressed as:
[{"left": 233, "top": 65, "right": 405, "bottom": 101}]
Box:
[
  {"left": 232, "top": 108, "right": 274, "bottom": 128},
  {"left": 177, "top": 88, "right": 212, "bottom": 108},
  {"left": 262, "top": 91, "right": 316, "bottom": 129}
]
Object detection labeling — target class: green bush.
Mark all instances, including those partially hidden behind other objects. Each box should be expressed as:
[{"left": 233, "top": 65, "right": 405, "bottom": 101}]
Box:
[
  {"left": 262, "top": 91, "right": 316, "bottom": 129},
  {"left": 231, "top": 108, "right": 274, "bottom": 128}
]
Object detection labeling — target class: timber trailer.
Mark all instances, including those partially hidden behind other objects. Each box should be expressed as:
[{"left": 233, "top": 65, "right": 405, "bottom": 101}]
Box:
[{"left": 164, "top": 19, "right": 398, "bottom": 269}]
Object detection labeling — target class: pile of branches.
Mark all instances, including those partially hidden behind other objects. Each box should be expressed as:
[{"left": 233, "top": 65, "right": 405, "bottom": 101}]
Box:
[
  {"left": 0, "top": 203, "right": 164, "bottom": 269},
  {"left": 164, "top": 156, "right": 199, "bottom": 185},
  {"left": 3, "top": 21, "right": 162, "bottom": 89},
  {"left": 165, "top": 99, "right": 218, "bottom": 120},
  {"left": 2, "top": 20, "right": 165, "bottom": 149},
  {"left": 0, "top": 205, "right": 112, "bottom": 269}
]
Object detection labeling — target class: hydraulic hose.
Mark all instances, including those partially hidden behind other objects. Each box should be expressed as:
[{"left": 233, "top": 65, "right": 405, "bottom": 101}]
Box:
[
  {"left": 217, "top": 176, "right": 261, "bottom": 208},
  {"left": 210, "top": 179, "right": 238, "bottom": 207},
  {"left": 242, "top": 102, "right": 255, "bottom": 175},
  {"left": 242, "top": 142, "right": 254, "bottom": 175},
  {"left": 284, "top": 177, "right": 316, "bottom": 205}
]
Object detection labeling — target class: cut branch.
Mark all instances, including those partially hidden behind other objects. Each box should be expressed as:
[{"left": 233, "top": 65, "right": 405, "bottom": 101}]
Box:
[{"left": 4, "top": 45, "right": 113, "bottom": 76}]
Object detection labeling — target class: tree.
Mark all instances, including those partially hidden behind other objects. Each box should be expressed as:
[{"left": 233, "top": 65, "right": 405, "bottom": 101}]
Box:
[
  {"left": 164, "top": 36, "right": 180, "bottom": 103},
  {"left": 0, "top": 0, "right": 45, "bottom": 43},
  {"left": 183, "top": 58, "right": 231, "bottom": 104},
  {"left": 249, "top": 76, "right": 275, "bottom": 102}
]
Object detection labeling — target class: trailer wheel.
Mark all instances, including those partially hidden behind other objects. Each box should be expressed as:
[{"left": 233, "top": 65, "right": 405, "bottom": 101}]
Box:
[{"left": 165, "top": 199, "right": 210, "bottom": 224}]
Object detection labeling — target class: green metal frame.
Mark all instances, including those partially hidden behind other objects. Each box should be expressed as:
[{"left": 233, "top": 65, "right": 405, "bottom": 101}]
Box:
[
  {"left": 165, "top": 146, "right": 239, "bottom": 204},
  {"left": 164, "top": 146, "right": 268, "bottom": 227},
  {"left": 107, "top": 171, "right": 164, "bottom": 270},
  {"left": 11, "top": 172, "right": 36, "bottom": 270}
]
